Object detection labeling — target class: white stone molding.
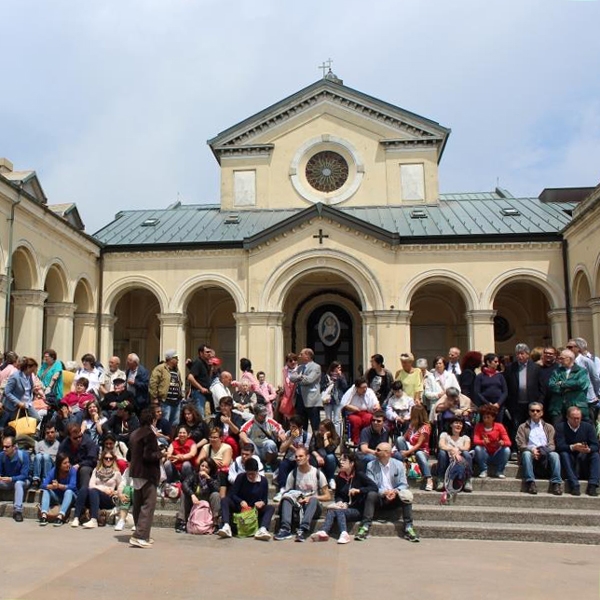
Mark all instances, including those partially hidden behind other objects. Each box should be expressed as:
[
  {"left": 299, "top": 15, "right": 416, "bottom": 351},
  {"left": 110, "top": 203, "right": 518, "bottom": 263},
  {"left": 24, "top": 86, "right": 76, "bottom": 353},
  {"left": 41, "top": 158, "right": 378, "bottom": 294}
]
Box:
[
  {"left": 171, "top": 273, "right": 245, "bottom": 314},
  {"left": 11, "top": 289, "right": 48, "bottom": 307},
  {"left": 45, "top": 302, "right": 77, "bottom": 318},
  {"left": 103, "top": 275, "right": 170, "bottom": 315}
]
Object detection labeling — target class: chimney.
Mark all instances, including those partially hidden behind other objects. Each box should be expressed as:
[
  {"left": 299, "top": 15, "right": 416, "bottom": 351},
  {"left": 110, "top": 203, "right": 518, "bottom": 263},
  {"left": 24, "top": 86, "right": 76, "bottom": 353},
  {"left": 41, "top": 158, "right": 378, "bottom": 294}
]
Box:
[{"left": 0, "top": 158, "right": 14, "bottom": 174}]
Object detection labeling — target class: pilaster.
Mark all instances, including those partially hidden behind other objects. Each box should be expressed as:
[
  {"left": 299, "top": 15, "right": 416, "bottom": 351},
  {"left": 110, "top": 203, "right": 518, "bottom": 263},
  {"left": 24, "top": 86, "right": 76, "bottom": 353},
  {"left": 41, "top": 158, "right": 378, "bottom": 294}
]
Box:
[
  {"left": 157, "top": 313, "right": 188, "bottom": 366},
  {"left": 589, "top": 298, "right": 600, "bottom": 355},
  {"left": 11, "top": 290, "right": 48, "bottom": 358},
  {"left": 548, "top": 308, "right": 568, "bottom": 349},
  {"left": 44, "top": 302, "right": 76, "bottom": 360},
  {"left": 465, "top": 310, "right": 497, "bottom": 353},
  {"left": 73, "top": 312, "right": 98, "bottom": 361},
  {"left": 100, "top": 314, "right": 118, "bottom": 366}
]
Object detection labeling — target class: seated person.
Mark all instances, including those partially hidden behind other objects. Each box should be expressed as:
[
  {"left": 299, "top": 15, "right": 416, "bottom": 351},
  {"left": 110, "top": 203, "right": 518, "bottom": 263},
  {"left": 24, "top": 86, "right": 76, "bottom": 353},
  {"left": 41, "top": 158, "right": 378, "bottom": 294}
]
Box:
[
  {"left": 50, "top": 401, "right": 78, "bottom": 440},
  {"left": 357, "top": 410, "right": 400, "bottom": 469},
  {"left": 104, "top": 400, "right": 139, "bottom": 446},
  {"left": 101, "top": 433, "right": 128, "bottom": 473},
  {"left": 61, "top": 377, "right": 95, "bottom": 414},
  {"left": 311, "top": 452, "right": 378, "bottom": 544},
  {"left": 58, "top": 422, "right": 98, "bottom": 489},
  {"left": 213, "top": 396, "right": 245, "bottom": 457},
  {"left": 100, "top": 378, "right": 133, "bottom": 417},
  {"left": 32, "top": 424, "right": 60, "bottom": 488},
  {"left": 151, "top": 404, "right": 172, "bottom": 447},
  {"left": 309, "top": 418, "right": 340, "bottom": 488},
  {"left": 232, "top": 379, "right": 259, "bottom": 418},
  {"left": 80, "top": 400, "right": 107, "bottom": 446},
  {"left": 555, "top": 406, "right": 599, "bottom": 496},
  {"left": 436, "top": 417, "right": 473, "bottom": 492},
  {"left": 383, "top": 381, "right": 414, "bottom": 436},
  {"left": 341, "top": 377, "right": 380, "bottom": 446},
  {"left": 178, "top": 404, "right": 209, "bottom": 454},
  {"left": 228, "top": 443, "right": 265, "bottom": 484},
  {"left": 516, "top": 401, "right": 562, "bottom": 495},
  {"left": 164, "top": 425, "right": 197, "bottom": 483},
  {"left": 176, "top": 457, "right": 221, "bottom": 533},
  {"left": 431, "top": 386, "right": 475, "bottom": 425},
  {"left": 358, "top": 442, "right": 419, "bottom": 542},
  {"left": 217, "top": 458, "right": 275, "bottom": 540},
  {"left": 274, "top": 446, "right": 331, "bottom": 542},
  {"left": 239, "top": 404, "right": 285, "bottom": 471},
  {"left": 198, "top": 427, "right": 233, "bottom": 497},
  {"left": 39, "top": 452, "right": 77, "bottom": 526},
  {"left": 273, "top": 415, "right": 312, "bottom": 502},
  {"left": 396, "top": 405, "right": 434, "bottom": 491},
  {"left": 473, "top": 404, "right": 511, "bottom": 478},
  {"left": 0, "top": 434, "right": 30, "bottom": 522},
  {"left": 71, "top": 449, "right": 122, "bottom": 529}
]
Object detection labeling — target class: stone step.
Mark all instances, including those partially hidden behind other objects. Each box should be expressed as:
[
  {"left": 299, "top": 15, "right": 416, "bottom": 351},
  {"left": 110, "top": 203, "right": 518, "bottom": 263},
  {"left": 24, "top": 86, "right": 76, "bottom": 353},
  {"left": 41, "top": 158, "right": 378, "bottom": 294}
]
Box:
[{"left": 411, "top": 489, "right": 600, "bottom": 509}]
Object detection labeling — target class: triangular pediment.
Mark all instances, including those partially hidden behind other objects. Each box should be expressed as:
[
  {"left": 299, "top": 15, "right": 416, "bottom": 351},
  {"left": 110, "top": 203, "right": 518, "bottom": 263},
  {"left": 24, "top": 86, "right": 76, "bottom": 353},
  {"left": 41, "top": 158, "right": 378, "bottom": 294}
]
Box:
[{"left": 208, "top": 78, "right": 450, "bottom": 163}]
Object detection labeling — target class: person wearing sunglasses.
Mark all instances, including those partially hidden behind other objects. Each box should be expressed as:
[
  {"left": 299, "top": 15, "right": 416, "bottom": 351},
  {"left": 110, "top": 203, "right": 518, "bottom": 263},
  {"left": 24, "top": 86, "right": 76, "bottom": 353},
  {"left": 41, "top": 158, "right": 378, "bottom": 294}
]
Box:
[
  {"left": 58, "top": 422, "right": 98, "bottom": 489},
  {"left": 515, "top": 402, "right": 562, "bottom": 495},
  {"left": 71, "top": 449, "right": 122, "bottom": 528}
]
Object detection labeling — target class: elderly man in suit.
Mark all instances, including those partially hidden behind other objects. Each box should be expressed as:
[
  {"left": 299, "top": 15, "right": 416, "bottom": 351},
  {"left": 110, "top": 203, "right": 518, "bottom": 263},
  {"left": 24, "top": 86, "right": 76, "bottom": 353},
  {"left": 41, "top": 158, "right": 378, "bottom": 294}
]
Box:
[
  {"left": 125, "top": 353, "right": 150, "bottom": 413},
  {"left": 354, "top": 442, "right": 419, "bottom": 543},
  {"left": 289, "top": 348, "right": 322, "bottom": 434}
]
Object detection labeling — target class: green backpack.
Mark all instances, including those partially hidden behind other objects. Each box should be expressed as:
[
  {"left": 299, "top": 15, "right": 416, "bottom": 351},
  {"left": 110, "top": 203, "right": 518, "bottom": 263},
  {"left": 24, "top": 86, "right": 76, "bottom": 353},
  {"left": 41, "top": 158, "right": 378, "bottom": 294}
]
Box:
[{"left": 233, "top": 507, "right": 259, "bottom": 537}]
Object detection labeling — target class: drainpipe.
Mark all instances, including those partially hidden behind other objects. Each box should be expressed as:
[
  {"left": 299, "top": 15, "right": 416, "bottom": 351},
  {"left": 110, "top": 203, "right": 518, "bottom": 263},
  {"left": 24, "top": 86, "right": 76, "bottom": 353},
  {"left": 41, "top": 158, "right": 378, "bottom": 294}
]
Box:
[
  {"left": 3, "top": 183, "right": 23, "bottom": 351},
  {"left": 561, "top": 237, "right": 573, "bottom": 340},
  {"left": 95, "top": 248, "right": 104, "bottom": 361}
]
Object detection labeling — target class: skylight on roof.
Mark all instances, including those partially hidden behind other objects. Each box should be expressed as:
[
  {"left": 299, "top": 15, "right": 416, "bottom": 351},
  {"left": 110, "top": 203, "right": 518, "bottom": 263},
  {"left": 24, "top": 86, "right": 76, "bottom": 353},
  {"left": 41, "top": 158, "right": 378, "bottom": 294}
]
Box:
[
  {"left": 224, "top": 214, "right": 240, "bottom": 224},
  {"left": 500, "top": 208, "right": 520, "bottom": 217},
  {"left": 410, "top": 209, "right": 428, "bottom": 219},
  {"left": 141, "top": 218, "right": 159, "bottom": 227}
]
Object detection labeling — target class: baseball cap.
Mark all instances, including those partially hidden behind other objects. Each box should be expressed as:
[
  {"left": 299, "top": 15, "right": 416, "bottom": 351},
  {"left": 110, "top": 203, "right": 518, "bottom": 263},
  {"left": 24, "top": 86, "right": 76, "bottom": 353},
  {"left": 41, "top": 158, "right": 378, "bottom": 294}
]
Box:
[{"left": 165, "top": 349, "right": 178, "bottom": 360}]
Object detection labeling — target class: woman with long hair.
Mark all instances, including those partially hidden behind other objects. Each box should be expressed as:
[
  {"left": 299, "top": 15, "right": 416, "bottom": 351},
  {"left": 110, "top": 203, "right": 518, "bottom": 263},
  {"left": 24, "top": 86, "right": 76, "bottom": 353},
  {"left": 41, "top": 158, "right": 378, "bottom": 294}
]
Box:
[
  {"left": 39, "top": 452, "right": 77, "bottom": 526},
  {"left": 309, "top": 418, "right": 341, "bottom": 488},
  {"left": 474, "top": 353, "right": 508, "bottom": 422},
  {"left": 396, "top": 405, "right": 433, "bottom": 491}
]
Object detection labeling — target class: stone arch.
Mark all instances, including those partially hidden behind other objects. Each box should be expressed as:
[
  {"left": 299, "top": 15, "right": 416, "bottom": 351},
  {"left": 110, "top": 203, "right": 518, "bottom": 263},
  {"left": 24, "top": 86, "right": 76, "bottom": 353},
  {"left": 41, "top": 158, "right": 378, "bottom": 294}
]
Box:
[
  {"left": 43, "top": 262, "right": 69, "bottom": 303},
  {"left": 73, "top": 277, "right": 95, "bottom": 313},
  {"left": 11, "top": 243, "right": 39, "bottom": 290},
  {"left": 171, "top": 273, "right": 245, "bottom": 314},
  {"left": 103, "top": 276, "right": 168, "bottom": 315},
  {"left": 482, "top": 268, "right": 562, "bottom": 310},
  {"left": 572, "top": 266, "right": 593, "bottom": 306},
  {"left": 400, "top": 270, "right": 478, "bottom": 312},
  {"left": 594, "top": 254, "right": 600, "bottom": 298},
  {"left": 260, "top": 249, "right": 383, "bottom": 312},
  {"left": 571, "top": 267, "right": 594, "bottom": 342}
]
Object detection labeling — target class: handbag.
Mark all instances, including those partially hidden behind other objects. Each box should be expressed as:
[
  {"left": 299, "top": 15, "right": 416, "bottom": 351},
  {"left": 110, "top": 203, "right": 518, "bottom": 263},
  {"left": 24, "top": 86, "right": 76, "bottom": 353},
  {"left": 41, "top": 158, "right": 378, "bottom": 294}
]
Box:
[
  {"left": 233, "top": 506, "right": 259, "bottom": 537},
  {"left": 9, "top": 408, "right": 37, "bottom": 436}
]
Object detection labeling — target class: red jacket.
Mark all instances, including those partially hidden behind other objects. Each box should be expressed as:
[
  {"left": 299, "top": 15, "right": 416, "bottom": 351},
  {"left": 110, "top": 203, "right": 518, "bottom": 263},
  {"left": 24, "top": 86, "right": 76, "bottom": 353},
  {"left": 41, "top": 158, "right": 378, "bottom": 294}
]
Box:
[{"left": 473, "top": 422, "right": 511, "bottom": 454}]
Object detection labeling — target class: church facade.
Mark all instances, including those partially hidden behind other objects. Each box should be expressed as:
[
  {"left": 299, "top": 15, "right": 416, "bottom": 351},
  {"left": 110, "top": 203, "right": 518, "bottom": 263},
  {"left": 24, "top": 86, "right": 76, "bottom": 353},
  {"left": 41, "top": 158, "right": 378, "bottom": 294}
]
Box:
[{"left": 2, "top": 74, "right": 600, "bottom": 380}]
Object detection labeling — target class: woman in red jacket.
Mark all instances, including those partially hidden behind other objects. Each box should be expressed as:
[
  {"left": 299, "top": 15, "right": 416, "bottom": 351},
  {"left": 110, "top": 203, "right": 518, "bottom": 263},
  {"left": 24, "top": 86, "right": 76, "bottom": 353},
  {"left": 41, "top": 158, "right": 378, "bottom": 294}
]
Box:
[{"left": 473, "top": 404, "right": 511, "bottom": 478}]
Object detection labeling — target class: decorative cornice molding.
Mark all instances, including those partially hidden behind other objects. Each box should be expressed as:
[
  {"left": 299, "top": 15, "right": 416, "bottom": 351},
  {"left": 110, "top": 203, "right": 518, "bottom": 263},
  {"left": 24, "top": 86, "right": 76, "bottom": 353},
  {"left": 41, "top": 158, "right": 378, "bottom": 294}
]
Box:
[
  {"left": 213, "top": 144, "right": 274, "bottom": 160},
  {"left": 395, "top": 241, "right": 563, "bottom": 253},
  {"left": 104, "top": 249, "right": 244, "bottom": 260},
  {"left": 74, "top": 312, "right": 97, "bottom": 326},
  {"left": 588, "top": 297, "right": 600, "bottom": 311},
  {"left": 380, "top": 138, "right": 443, "bottom": 152},
  {"left": 45, "top": 302, "right": 77, "bottom": 318},
  {"left": 157, "top": 313, "right": 188, "bottom": 327},
  {"left": 11, "top": 289, "right": 48, "bottom": 307},
  {"left": 100, "top": 314, "right": 118, "bottom": 327},
  {"left": 465, "top": 310, "right": 497, "bottom": 323},
  {"left": 233, "top": 311, "right": 284, "bottom": 326}
]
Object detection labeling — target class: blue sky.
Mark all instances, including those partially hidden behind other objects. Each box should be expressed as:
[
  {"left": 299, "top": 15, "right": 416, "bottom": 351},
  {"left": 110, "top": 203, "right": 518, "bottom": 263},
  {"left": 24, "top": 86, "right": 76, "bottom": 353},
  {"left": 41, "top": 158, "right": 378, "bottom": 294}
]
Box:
[{"left": 1, "top": 0, "right": 599, "bottom": 233}]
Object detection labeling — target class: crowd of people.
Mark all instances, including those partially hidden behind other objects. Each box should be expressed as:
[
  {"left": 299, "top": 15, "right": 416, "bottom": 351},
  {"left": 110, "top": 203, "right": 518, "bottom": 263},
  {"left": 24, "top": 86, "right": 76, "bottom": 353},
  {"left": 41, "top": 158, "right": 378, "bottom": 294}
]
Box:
[{"left": 1, "top": 336, "right": 600, "bottom": 547}]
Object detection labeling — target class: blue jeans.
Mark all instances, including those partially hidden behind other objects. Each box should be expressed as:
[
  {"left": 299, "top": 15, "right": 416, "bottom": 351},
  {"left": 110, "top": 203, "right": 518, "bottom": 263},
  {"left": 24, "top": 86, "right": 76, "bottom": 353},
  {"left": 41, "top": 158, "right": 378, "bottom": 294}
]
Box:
[
  {"left": 190, "top": 390, "right": 206, "bottom": 419},
  {"left": 74, "top": 487, "right": 114, "bottom": 519},
  {"left": 0, "top": 479, "right": 29, "bottom": 511},
  {"left": 324, "top": 403, "right": 343, "bottom": 438},
  {"left": 437, "top": 450, "right": 473, "bottom": 480},
  {"left": 396, "top": 438, "right": 432, "bottom": 478},
  {"left": 322, "top": 506, "right": 362, "bottom": 534},
  {"left": 33, "top": 453, "right": 54, "bottom": 481},
  {"left": 521, "top": 450, "right": 562, "bottom": 484},
  {"left": 559, "top": 450, "right": 600, "bottom": 488},
  {"left": 309, "top": 453, "right": 337, "bottom": 482},
  {"left": 474, "top": 446, "right": 510, "bottom": 474},
  {"left": 277, "top": 458, "right": 297, "bottom": 490},
  {"left": 253, "top": 440, "right": 278, "bottom": 463},
  {"left": 279, "top": 496, "right": 322, "bottom": 533},
  {"left": 164, "top": 460, "right": 193, "bottom": 483},
  {"left": 41, "top": 489, "right": 76, "bottom": 516},
  {"left": 162, "top": 403, "right": 181, "bottom": 429}
]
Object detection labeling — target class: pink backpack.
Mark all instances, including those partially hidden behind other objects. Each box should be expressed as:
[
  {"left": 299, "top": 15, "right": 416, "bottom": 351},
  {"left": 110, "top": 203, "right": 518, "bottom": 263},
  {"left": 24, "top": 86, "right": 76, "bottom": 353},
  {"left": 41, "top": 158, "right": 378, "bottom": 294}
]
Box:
[{"left": 186, "top": 501, "right": 214, "bottom": 535}]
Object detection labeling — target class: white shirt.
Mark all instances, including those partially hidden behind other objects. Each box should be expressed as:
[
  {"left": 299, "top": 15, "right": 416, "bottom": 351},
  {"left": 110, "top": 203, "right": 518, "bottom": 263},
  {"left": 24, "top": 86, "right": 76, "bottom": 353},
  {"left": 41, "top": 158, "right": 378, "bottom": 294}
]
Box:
[
  {"left": 527, "top": 421, "right": 548, "bottom": 449},
  {"left": 379, "top": 461, "right": 393, "bottom": 493},
  {"left": 341, "top": 386, "right": 379, "bottom": 411}
]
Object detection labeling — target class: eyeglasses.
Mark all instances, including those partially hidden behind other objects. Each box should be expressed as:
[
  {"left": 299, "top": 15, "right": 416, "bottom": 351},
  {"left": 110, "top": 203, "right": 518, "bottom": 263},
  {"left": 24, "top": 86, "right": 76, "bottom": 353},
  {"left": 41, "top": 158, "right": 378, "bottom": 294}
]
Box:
[
  {"left": 566, "top": 345, "right": 576, "bottom": 349},
  {"left": 103, "top": 457, "right": 115, "bottom": 462},
  {"left": 71, "top": 434, "right": 83, "bottom": 440},
  {"left": 529, "top": 409, "right": 542, "bottom": 413},
  {"left": 2, "top": 445, "right": 12, "bottom": 450}
]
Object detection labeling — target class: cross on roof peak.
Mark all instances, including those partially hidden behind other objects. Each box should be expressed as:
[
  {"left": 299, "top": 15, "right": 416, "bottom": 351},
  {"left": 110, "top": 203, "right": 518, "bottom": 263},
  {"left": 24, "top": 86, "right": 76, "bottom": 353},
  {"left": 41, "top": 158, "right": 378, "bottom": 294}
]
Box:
[{"left": 319, "top": 58, "right": 333, "bottom": 78}]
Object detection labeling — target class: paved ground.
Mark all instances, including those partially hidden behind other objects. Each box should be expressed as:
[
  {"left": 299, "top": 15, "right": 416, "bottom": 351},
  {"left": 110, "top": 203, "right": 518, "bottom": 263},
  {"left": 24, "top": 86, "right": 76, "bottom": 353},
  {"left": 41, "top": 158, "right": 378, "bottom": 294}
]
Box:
[{"left": 0, "top": 519, "right": 597, "bottom": 600}]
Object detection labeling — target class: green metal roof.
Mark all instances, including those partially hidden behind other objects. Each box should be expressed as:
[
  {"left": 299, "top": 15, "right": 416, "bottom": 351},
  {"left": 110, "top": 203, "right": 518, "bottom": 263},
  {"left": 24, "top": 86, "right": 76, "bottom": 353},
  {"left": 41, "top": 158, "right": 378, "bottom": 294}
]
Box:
[{"left": 93, "top": 192, "right": 574, "bottom": 249}]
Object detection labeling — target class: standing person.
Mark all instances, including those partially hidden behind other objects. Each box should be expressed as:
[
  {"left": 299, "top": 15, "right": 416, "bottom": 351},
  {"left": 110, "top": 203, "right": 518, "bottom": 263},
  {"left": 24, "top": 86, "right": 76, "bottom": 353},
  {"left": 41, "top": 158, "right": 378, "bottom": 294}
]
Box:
[
  {"left": 1, "top": 357, "right": 41, "bottom": 426},
  {"left": 447, "top": 347, "right": 462, "bottom": 376},
  {"left": 257, "top": 371, "right": 277, "bottom": 418},
  {"left": 548, "top": 349, "right": 590, "bottom": 424},
  {"left": 278, "top": 353, "right": 298, "bottom": 421},
  {"left": 365, "top": 354, "right": 394, "bottom": 405},
  {"left": 458, "top": 351, "right": 483, "bottom": 403},
  {"left": 128, "top": 407, "right": 163, "bottom": 548},
  {"left": 289, "top": 348, "right": 322, "bottom": 434},
  {"left": 539, "top": 347, "right": 559, "bottom": 410},
  {"left": 100, "top": 356, "right": 126, "bottom": 396},
  {"left": 149, "top": 350, "right": 184, "bottom": 428},
  {"left": 37, "top": 349, "right": 64, "bottom": 403},
  {"left": 188, "top": 344, "right": 213, "bottom": 418},
  {"left": 394, "top": 353, "right": 423, "bottom": 405},
  {"left": 474, "top": 353, "right": 508, "bottom": 422},
  {"left": 321, "top": 361, "right": 348, "bottom": 438},
  {"left": 125, "top": 353, "right": 150, "bottom": 413}
]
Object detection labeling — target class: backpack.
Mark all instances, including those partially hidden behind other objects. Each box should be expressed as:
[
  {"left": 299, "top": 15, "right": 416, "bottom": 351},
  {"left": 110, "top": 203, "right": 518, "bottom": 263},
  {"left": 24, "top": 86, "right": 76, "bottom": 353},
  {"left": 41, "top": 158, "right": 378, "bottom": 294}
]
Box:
[
  {"left": 444, "top": 458, "right": 472, "bottom": 494},
  {"left": 186, "top": 500, "right": 214, "bottom": 535},
  {"left": 233, "top": 507, "right": 259, "bottom": 537}
]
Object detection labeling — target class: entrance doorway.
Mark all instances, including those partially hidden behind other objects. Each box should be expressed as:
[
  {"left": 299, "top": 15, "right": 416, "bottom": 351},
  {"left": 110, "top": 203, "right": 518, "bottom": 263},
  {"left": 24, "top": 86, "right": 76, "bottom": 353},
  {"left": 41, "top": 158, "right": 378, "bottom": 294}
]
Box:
[{"left": 306, "top": 304, "right": 354, "bottom": 378}]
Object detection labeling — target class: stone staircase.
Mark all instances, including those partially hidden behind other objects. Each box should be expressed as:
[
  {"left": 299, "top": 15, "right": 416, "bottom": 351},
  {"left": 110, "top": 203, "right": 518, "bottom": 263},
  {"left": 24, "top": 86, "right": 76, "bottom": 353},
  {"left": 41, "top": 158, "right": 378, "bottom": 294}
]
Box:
[{"left": 3, "top": 462, "right": 600, "bottom": 544}]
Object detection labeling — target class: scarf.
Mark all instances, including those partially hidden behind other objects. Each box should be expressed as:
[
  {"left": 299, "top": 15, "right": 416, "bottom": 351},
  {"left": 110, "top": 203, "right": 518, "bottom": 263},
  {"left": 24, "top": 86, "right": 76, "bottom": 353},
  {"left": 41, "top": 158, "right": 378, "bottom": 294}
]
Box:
[
  {"left": 482, "top": 366, "right": 498, "bottom": 377},
  {"left": 95, "top": 465, "right": 116, "bottom": 485}
]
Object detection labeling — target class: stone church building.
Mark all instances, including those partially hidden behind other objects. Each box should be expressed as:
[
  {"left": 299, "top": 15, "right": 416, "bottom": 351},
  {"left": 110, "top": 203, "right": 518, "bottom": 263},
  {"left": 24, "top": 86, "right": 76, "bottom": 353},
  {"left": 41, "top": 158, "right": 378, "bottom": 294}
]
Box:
[{"left": 2, "top": 72, "right": 600, "bottom": 380}]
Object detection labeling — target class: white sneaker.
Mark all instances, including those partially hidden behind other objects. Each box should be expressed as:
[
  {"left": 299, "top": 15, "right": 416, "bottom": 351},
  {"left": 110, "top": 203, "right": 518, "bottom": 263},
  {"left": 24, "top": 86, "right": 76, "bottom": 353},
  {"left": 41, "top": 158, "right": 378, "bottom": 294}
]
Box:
[
  {"left": 273, "top": 490, "right": 284, "bottom": 503},
  {"left": 478, "top": 470, "right": 488, "bottom": 479},
  {"left": 217, "top": 523, "right": 232, "bottom": 538},
  {"left": 337, "top": 531, "right": 351, "bottom": 544},
  {"left": 329, "top": 479, "right": 336, "bottom": 491},
  {"left": 129, "top": 536, "right": 152, "bottom": 549},
  {"left": 131, "top": 525, "right": 136, "bottom": 532},
  {"left": 70, "top": 517, "right": 80, "bottom": 528},
  {"left": 83, "top": 518, "right": 98, "bottom": 529},
  {"left": 497, "top": 473, "right": 506, "bottom": 479},
  {"left": 114, "top": 519, "right": 125, "bottom": 531},
  {"left": 254, "top": 526, "right": 272, "bottom": 541},
  {"left": 310, "top": 530, "right": 329, "bottom": 542}
]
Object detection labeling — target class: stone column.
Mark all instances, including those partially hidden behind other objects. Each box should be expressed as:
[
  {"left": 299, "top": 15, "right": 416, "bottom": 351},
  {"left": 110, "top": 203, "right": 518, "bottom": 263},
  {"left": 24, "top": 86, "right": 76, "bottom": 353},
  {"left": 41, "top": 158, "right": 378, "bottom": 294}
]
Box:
[
  {"left": 396, "top": 310, "right": 413, "bottom": 356},
  {"left": 571, "top": 306, "right": 593, "bottom": 344},
  {"left": 0, "top": 275, "right": 7, "bottom": 350},
  {"left": 157, "top": 313, "right": 187, "bottom": 366},
  {"left": 99, "top": 314, "right": 117, "bottom": 365},
  {"left": 44, "top": 302, "right": 76, "bottom": 360},
  {"left": 465, "top": 310, "right": 497, "bottom": 353},
  {"left": 234, "top": 312, "right": 284, "bottom": 382},
  {"left": 11, "top": 290, "right": 48, "bottom": 358},
  {"left": 589, "top": 298, "right": 600, "bottom": 355},
  {"left": 548, "top": 309, "right": 569, "bottom": 349},
  {"left": 73, "top": 313, "right": 98, "bottom": 361},
  {"left": 360, "top": 310, "right": 407, "bottom": 369}
]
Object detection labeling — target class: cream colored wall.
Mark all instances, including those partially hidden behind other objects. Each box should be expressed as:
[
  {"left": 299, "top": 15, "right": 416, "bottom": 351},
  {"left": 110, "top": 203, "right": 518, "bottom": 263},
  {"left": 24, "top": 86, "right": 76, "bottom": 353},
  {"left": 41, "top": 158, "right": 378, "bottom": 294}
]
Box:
[{"left": 219, "top": 106, "right": 440, "bottom": 211}]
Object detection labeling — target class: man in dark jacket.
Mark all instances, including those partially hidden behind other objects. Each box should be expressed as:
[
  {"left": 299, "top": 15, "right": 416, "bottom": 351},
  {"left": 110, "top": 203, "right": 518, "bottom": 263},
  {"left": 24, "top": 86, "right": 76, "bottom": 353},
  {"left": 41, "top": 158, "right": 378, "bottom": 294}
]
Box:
[
  {"left": 128, "top": 407, "right": 162, "bottom": 548},
  {"left": 504, "top": 343, "right": 544, "bottom": 451},
  {"left": 58, "top": 422, "right": 98, "bottom": 488},
  {"left": 125, "top": 353, "right": 150, "bottom": 413},
  {"left": 555, "top": 406, "right": 599, "bottom": 496}
]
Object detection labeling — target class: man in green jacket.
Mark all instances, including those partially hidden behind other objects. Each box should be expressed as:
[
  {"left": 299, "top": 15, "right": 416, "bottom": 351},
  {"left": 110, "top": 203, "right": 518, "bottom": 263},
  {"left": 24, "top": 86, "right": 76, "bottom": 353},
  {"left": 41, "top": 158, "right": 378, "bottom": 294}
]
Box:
[{"left": 548, "top": 349, "right": 590, "bottom": 424}]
